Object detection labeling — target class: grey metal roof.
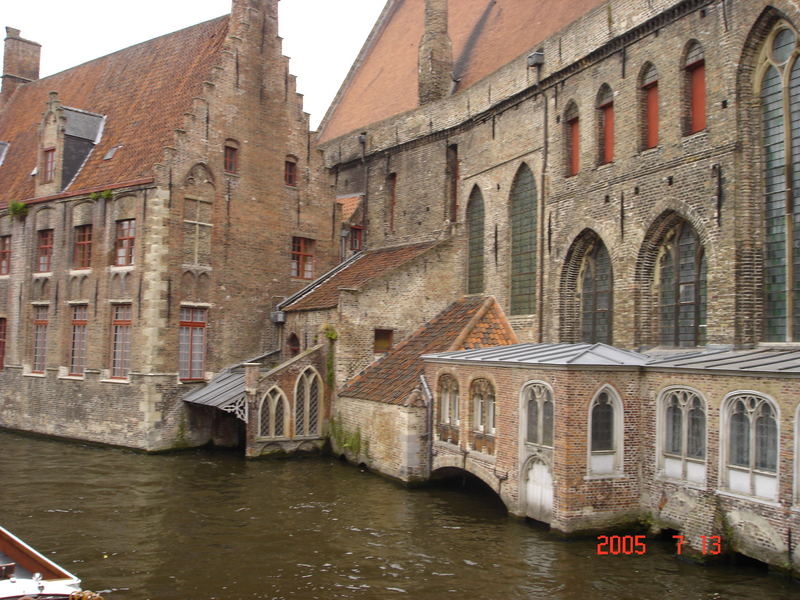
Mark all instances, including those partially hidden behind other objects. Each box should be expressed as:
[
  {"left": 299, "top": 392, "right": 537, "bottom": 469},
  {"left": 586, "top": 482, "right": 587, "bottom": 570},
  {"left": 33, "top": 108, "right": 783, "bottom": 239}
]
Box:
[
  {"left": 645, "top": 347, "right": 800, "bottom": 373},
  {"left": 63, "top": 107, "right": 104, "bottom": 142},
  {"left": 183, "top": 369, "right": 245, "bottom": 408},
  {"left": 424, "top": 343, "right": 650, "bottom": 366}
]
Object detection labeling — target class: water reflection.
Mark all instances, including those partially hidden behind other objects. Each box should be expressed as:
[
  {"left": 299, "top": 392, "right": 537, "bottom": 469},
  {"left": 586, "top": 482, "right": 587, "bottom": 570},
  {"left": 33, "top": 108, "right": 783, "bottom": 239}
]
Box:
[{"left": 0, "top": 431, "right": 796, "bottom": 599}]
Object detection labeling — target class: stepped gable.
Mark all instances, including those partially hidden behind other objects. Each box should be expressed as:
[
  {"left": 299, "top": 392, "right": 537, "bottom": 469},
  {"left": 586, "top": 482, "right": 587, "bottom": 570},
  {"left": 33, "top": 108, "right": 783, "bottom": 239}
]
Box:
[
  {"left": 318, "top": 0, "right": 605, "bottom": 143},
  {"left": 340, "top": 296, "right": 517, "bottom": 405},
  {"left": 0, "top": 16, "right": 228, "bottom": 206},
  {"left": 282, "top": 240, "right": 437, "bottom": 312}
]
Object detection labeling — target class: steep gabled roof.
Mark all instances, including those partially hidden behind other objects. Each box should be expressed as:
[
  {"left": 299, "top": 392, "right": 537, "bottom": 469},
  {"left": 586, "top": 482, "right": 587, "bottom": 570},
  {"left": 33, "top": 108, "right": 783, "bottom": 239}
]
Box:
[
  {"left": 282, "top": 240, "right": 438, "bottom": 312},
  {"left": 340, "top": 296, "right": 518, "bottom": 405},
  {"left": 0, "top": 16, "right": 228, "bottom": 206},
  {"left": 318, "top": 0, "right": 606, "bottom": 143}
]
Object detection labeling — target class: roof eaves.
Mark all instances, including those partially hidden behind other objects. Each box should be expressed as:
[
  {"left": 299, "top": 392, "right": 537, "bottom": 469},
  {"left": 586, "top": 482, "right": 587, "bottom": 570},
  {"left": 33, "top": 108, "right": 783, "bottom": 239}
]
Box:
[{"left": 280, "top": 251, "right": 366, "bottom": 310}]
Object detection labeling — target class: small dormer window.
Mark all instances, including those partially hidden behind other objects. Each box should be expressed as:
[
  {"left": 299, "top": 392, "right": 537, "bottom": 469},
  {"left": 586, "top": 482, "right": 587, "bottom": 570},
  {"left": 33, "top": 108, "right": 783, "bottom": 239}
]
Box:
[{"left": 43, "top": 148, "right": 55, "bottom": 183}]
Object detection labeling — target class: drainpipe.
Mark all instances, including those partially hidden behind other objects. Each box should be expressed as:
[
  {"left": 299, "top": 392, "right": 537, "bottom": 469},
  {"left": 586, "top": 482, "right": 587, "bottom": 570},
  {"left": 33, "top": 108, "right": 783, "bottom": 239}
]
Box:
[{"left": 538, "top": 90, "right": 549, "bottom": 343}]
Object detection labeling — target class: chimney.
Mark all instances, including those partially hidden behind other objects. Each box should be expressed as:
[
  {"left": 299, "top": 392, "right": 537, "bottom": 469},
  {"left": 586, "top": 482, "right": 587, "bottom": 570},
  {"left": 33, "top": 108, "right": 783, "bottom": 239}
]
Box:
[
  {"left": 2, "top": 27, "right": 41, "bottom": 97},
  {"left": 418, "top": 0, "right": 452, "bottom": 105}
]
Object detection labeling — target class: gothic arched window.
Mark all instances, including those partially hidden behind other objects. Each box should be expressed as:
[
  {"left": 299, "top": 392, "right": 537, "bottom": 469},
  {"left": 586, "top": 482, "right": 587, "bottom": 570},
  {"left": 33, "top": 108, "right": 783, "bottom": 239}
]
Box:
[
  {"left": 723, "top": 393, "right": 778, "bottom": 500},
  {"left": 295, "top": 367, "right": 322, "bottom": 436},
  {"left": 467, "top": 186, "right": 485, "bottom": 294},
  {"left": 581, "top": 240, "right": 613, "bottom": 344},
  {"left": 658, "top": 221, "right": 706, "bottom": 347},
  {"left": 524, "top": 383, "right": 553, "bottom": 447},
  {"left": 759, "top": 22, "right": 800, "bottom": 341},
  {"left": 509, "top": 164, "right": 537, "bottom": 315},
  {"left": 259, "top": 387, "right": 289, "bottom": 439},
  {"left": 659, "top": 388, "right": 706, "bottom": 484}
]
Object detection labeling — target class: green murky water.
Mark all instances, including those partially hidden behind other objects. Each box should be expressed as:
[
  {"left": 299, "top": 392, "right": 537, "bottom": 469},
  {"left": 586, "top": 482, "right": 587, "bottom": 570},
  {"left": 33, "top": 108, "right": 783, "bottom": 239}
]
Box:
[{"left": 0, "top": 431, "right": 796, "bottom": 599}]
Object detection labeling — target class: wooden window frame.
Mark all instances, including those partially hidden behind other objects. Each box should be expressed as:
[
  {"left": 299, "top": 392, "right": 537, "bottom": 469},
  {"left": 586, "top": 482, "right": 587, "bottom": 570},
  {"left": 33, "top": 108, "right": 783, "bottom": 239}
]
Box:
[
  {"left": 110, "top": 303, "right": 132, "bottom": 379},
  {"left": 114, "top": 219, "right": 135, "bottom": 266},
  {"left": 69, "top": 304, "right": 88, "bottom": 376},
  {"left": 73, "top": 224, "right": 92, "bottom": 270},
  {"left": 567, "top": 117, "right": 580, "bottom": 176},
  {"left": 597, "top": 87, "right": 615, "bottom": 165},
  {"left": 291, "top": 237, "right": 314, "bottom": 280},
  {"left": 43, "top": 148, "right": 55, "bottom": 183},
  {"left": 179, "top": 306, "right": 207, "bottom": 381},
  {"left": 0, "top": 317, "right": 6, "bottom": 370},
  {"left": 36, "top": 229, "right": 53, "bottom": 273},
  {"left": 224, "top": 145, "right": 239, "bottom": 174},
  {"left": 350, "top": 225, "right": 363, "bottom": 251},
  {"left": 32, "top": 306, "right": 48, "bottom": 374},
  {"left": 684, "top": 43, "right": 706, "bottom": 135},
  {"left": 284, "top": 159, "right": 297, "bottom": 187},
  {"left": 641, "top": 64, "right": 659, "bottom": 149},
  {"left": 0, "top": 235, "right": 10, "bottom": 275}
]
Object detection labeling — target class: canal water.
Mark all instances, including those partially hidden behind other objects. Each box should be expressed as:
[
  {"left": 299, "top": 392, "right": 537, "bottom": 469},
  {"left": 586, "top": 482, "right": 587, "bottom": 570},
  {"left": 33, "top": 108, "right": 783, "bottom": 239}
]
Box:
[{"left": 0, "top": 431, "right": 797, "bottom": 600}]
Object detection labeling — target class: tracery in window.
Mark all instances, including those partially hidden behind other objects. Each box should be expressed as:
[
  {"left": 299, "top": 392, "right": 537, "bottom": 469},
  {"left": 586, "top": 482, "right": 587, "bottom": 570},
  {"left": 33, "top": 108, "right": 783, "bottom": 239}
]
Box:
[
  {"left": 466, "top": 186, "right": 485, "bottom": 294},
  {"left": 470, "top": 378, "right": 495, "bottom": 455},
  {"left": 437, "top": 374, "right": 460, "bottom": 444},
  {"left": 759, "top": 22, "right": 800, "bottom": 341},
  {"left": 524, "top": 383, "right": 553, "bottom": 447},
  {"left": 723, "top": 393, "right": 778, "bottom": 500},
  {"left": 657, "top": 220, "right": 706, "bottom": 347},
  {"left": 509, "top": 163, "right": 537, "bottom": 315},
  {"left": 659, "top": 388, "right": 706, "bottom": 484},
  {"left": 588, "top": 389, "right": 622, "bottom": 476},
  {"left": 295, "top": 367, "right": 322, "bottom": 437},
  {"left": 259, "top": 387, "right": 289, "bottom": 439},
  {"left": 580, "top": 240, "right": 613, "bottom": 344}
]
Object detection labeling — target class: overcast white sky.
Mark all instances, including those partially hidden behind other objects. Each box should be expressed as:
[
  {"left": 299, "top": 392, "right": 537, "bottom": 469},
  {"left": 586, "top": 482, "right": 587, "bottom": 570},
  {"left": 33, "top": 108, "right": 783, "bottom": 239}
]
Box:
[{"left": 1, "top": 0, "right": 385, "bottom": 129}]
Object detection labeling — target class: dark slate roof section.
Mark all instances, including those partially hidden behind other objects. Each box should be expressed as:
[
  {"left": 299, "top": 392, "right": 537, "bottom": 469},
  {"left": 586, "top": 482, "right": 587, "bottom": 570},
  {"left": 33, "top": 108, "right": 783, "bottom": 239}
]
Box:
[
  {"left": 183, "top": 369, "right": 244, "bottom": 409},
  {"left": 340, "top": 296, "right": 517, "bottom": 405},
  {"left": 644, "top": 348, "right": 800, "bottom": 373},
  {"left": 282, "top": 241, "right": 438, "bottom": 312},
  {"left": 424, "top": 342, "right": 650, "bottom": 366}
]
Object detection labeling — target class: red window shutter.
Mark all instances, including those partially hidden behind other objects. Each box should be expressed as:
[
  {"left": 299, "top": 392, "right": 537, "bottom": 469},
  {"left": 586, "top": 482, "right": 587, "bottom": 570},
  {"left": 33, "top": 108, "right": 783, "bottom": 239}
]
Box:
[
  {"left": 690, "top": 63, "right": 706, "bottom": 133},
  {"left": 645, "top": 84, "right": 659, "bottom": 148},
  {"left": 569, "top": 118, "right": 580, "bottom": 176},
  {"left": 602, "top": 103, "right": 614, "bottom": 164}
]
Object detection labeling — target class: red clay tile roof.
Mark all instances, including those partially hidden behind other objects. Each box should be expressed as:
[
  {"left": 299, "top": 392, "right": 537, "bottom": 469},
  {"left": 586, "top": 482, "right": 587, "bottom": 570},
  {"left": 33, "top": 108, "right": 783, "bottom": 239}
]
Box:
[
  {"left": 339, "top": 296, "right": 518, "bottom": 405},
  {"left": 283, "top": 241, "right": 437, "bottom": 312},
  {"left": 0, "top": 16, "right": 228, "bottom": 206},
  {"left": 318, "top": 0, "right": 606, "bottom": 143},
  {"left": 338, "top": 195, "right": 363, "bottom": 221}
]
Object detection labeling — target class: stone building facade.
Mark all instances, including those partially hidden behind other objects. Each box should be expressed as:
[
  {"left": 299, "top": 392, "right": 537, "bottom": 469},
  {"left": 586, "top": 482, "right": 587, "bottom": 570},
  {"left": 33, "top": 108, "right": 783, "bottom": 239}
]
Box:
[
  {"left": 287, "top": 0, "right": 800, "bottom": 573},
  {"left": 0, "top": 0, "right": 338, "bottom": 450}
]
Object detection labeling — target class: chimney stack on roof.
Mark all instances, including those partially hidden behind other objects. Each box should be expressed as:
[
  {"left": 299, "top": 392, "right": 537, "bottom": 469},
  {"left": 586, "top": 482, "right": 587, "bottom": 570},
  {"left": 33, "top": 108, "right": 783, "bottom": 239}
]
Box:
[
  {"left": 2, "top": 27, "right": 41, "bottom": 98},
  {"left": 418, "top": 0, "right": 453, "bottom": 105}
]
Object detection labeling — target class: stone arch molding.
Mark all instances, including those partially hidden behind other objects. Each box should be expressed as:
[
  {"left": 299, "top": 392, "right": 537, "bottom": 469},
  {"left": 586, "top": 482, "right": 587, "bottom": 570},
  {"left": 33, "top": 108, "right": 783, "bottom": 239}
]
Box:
[{"left": 184, "top": 162, "right": 216, "bottom": 188}]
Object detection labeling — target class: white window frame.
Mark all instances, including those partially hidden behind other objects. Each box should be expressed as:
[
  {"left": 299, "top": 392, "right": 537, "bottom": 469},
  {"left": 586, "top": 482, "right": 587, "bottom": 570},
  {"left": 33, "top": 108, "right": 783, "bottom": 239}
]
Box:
[
  {"left": 656, "top": 386, "right": 707, "bottom": 486},
  {"left": 719, "top": 391, "right": 780, "bottom": 502},
  {"left": 294, "top": 366, "right": 323, "bottom": 437},
  {"left": 586, "top": 386, "right": 624, "bottom": 477}
]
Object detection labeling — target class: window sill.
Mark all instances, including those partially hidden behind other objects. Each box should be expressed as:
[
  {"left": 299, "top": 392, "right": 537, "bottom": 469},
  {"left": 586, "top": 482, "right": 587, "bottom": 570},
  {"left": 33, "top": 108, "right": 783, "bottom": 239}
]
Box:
[
  {"left": 23, "top": 372, "right": 46, "bottom": 378},
  {"left": 0, "top": 274, "right": 9, "bottom": 279},
  {"left": 584, "top": 473, "right": 626, "bottom": 481},
  {"left": 255, "top": 436, "right": 291, "bottom": 442},
  {"left": 639, "top": 146, "right": 661, "bottom": 156},
  {"left": 33, "top": 272, "right": 52, "bottom": 277},
  {"left": 434, "top": 439, "right": 461, "bottom": 451},
  {"left": 58, "top": 374, "right": 85, "bottom": 381},
  {"left": 100, "top": 378, "right": 130, "bottom": 384},
  {"left": 109, "top": 265, "right": 135, "bottom": 272},
  {"left": 69, "top": 268, "right": 92, "bottom": 276},
  {"left": 595, "top": 161, "right": 614, "bottom": 171},
  {"left": 715, "top": 489, "right": 781, "bottom": 508},
  {"left": 655, "top": 474, "right": 706, "bottom": 491}
]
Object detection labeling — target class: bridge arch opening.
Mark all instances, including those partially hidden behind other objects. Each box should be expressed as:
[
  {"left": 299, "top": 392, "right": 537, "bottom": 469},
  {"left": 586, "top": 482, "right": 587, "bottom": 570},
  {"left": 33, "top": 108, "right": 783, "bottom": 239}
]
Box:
[{"left": 429, "top": 467, "right": 507, "bottom": 513}]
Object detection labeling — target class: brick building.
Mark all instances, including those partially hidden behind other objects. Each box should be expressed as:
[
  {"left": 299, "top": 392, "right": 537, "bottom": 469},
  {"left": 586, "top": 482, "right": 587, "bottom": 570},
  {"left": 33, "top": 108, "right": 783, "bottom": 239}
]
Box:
[
  {"left": 266, "top": 0, "right": 800, "bottom": 572},
  {"left": 0, "top": 0, "right": 338, "bottom": 450}
]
